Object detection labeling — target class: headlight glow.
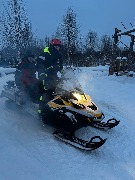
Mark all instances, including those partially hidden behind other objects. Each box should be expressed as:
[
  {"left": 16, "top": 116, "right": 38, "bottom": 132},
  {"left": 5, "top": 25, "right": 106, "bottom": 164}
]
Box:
[{"left": 72, "top": 92, "right": 82, "bottom": 101}]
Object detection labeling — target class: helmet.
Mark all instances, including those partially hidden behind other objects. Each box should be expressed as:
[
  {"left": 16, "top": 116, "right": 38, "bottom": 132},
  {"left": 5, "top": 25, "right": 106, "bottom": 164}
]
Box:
[{"left": 50, "top": 38, "right": 62, "bottom": 46}]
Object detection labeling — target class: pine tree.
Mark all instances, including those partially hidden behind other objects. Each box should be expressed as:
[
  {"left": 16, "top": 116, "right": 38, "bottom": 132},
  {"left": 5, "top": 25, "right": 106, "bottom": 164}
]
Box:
[
  {"left": 60, "top": 8, "right": 80, "bottom": 65},
  {"left": 100, "top": 35, "right": 113, "bottom": 64},
  {"left": 85, "top": 30, "right": 98, "bottom": 53},
  {"left": 1, "top": 0, "right": 33, "bottom": 61}
]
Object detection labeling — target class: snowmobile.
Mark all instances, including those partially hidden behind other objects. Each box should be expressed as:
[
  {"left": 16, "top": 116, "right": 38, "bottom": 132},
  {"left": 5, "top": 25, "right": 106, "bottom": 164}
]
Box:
[{"left": 0, "top": 68, "right": 120, "bottom": 151}]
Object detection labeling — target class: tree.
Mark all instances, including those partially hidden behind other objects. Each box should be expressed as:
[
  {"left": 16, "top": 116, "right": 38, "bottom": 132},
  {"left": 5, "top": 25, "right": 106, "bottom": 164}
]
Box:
[
  {"left": 0, "top": 0, "right": 33, "bottom": 61},
  {"left": 60, "top": 7, "right": 80, "bottom": 65},
  {"left": 100, "top": 35, "right": 113, "bottom": 63},
  {"left": 85, "top": 30, "right": 98, "bottom": 53}
]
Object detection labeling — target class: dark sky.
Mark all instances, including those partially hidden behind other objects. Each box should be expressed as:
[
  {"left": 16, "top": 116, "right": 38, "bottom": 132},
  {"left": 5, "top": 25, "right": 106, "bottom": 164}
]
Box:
[
  {"left": 1, "top": 0, "right": 135, "bottom": 44},
  {"left": 26, "top": 0, "right": 135, "bottom": 38}
]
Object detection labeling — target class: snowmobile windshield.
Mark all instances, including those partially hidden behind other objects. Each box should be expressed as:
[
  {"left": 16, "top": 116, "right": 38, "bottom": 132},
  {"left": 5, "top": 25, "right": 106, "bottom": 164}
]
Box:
[{"left": 55, "top": 68, "right": 85, "bottom": 98}]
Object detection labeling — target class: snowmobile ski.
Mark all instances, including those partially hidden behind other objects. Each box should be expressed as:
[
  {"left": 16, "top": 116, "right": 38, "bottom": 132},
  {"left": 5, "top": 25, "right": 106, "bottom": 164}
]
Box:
[
  {"left": 53, "top": 130, "right": 106, "bottom": 151},
  {"left": 91, "top": 118, "right": 120, "bottom": 130}
]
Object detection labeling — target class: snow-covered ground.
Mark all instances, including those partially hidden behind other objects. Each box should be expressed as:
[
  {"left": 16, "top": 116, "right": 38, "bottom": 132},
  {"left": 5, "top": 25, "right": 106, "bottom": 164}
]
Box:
[
  {"left": 0, "top": 66, "right": 135, "bottom": 180},
  {"left": 0, "top": 67, "right": 16, "bottom": 77}
]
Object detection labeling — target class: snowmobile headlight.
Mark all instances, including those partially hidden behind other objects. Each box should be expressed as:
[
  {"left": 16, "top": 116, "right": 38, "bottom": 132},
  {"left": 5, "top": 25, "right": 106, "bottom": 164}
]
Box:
[{"left": 72, "top": 92, "right": 82, "bottom": 101}]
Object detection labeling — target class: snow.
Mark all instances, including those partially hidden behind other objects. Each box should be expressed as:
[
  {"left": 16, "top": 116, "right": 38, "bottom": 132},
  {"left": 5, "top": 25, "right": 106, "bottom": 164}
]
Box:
[
  {"left": 116, "top": 57, "right": 122, "bottom": 60},
  {"left": 0, "top": 67, "right": 16, "bottom": 77},
  {"left": 122, "top": 57, "right": 128, "bottom": 60},
  {"left": 0, "top": 66, "right": 135, "bottom": 180}
]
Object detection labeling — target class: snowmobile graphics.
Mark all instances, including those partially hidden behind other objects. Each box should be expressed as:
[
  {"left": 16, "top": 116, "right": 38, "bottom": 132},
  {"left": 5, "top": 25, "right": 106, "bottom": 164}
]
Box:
[{"left": 0, "top": 69, "right": 120, "bottom": 151}]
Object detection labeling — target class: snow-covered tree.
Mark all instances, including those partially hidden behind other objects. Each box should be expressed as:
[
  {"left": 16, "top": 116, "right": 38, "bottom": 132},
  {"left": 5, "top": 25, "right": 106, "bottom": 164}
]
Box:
[
  {"left": 0, "top": 0, "right": 33, "bottom": 60},
  {"left": 85, "top": 30, "right": 98, "bottom": 53},
  {"left": 100, "top": 35, "right": 113, "bottom": 55},
  {"left": 59, "top": 8, "right": 80, "bottom": 64}
]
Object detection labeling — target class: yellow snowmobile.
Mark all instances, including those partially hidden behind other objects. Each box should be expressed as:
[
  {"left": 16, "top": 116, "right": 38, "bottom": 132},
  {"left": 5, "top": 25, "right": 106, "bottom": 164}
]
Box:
[
  {"left": 38, "top": 69, "right": 119, "bottom": 150},
  {"left": 0, "top": 68, "right": 119, "bottom": 151}
]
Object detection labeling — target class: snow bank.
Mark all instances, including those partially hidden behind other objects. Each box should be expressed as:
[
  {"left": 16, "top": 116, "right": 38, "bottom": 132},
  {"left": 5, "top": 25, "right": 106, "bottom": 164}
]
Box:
[
  {"left": 76, "top": 66, "right": 135, "bottom": 122},
  {"left": 79, "top": 65, "right": 109, "bottom": 72},
  {"left": 0, "top": 67, "right": 16, "bottom": 77}
]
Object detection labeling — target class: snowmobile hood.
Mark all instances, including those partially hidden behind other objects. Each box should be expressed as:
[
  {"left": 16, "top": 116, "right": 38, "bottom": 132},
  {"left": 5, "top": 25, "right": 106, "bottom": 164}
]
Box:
[{"left": 47, "top": 68, "right": 104, "bottom": 120}]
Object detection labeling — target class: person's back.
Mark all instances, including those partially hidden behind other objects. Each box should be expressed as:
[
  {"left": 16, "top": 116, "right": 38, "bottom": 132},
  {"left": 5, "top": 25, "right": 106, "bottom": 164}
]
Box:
[
  {"left": 15, "top": 54, "right": 36, "bottom": 90},
  {"left": 15, "top": 53, "right": 40, "bottom": 102}
]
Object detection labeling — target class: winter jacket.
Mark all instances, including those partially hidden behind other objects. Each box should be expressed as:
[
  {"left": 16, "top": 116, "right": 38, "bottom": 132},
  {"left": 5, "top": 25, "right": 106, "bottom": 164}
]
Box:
[
  {"left": 36, "top": 46, "right": 63, "bottom": 90},
  {"left": 15, "top": 57, "right": 37, "bottom": 88},
  {"left": 37, "top": 46, "right": 63, "bottom": 78}
]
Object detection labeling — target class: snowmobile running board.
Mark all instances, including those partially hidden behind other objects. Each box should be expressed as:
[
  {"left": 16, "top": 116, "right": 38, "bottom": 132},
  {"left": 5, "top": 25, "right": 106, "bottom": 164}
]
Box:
[
  {"left": 53, "top": 131, "right": 106, "bottom": 151},
  {"left": 91, "top": 118, "right": 120, "bottom": 130}
]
